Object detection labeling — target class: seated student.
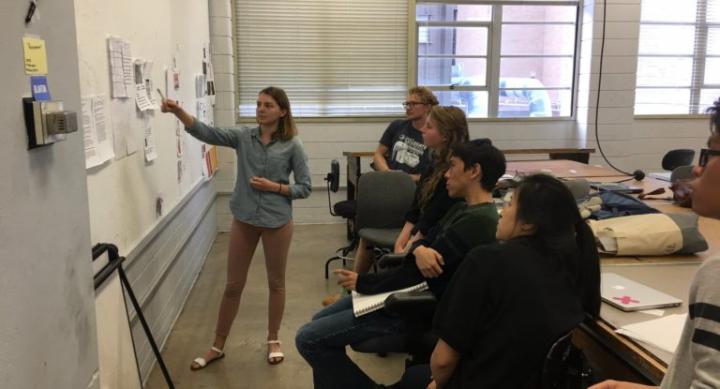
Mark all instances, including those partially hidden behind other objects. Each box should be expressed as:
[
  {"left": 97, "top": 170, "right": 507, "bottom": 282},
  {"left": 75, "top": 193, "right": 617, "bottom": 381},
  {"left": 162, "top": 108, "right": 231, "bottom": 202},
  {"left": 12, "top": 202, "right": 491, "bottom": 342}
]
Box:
[
  {"left": 297, "top": 140, "right": 506, "bottom": 389},
  {"left": 323, "top": 106, "right": 472, "bottom": 306},
  {"left": 374, "top": 87, "right": 438, "bottom": 182},
  {"left": 400, "top": 174, "right": 601, "bottom": 389},
  {"left": 589, "top": 98, "right": 720, "bottom": 389}
]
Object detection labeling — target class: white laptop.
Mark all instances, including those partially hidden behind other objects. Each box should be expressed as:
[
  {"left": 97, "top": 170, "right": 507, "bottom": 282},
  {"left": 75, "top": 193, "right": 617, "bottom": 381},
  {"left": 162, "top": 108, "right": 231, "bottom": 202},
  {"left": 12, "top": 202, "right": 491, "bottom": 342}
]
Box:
[{"left": 601, "top": 273, "right": 682, "bottom": 312}]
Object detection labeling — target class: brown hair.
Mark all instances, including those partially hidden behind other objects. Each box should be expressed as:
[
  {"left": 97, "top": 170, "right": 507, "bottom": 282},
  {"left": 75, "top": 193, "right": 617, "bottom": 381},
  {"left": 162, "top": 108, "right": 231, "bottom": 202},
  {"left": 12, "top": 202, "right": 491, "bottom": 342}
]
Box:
[
  {"left": 418, "top": 106, "right": 470, "bottom": 207},
  {"left": 408, "top": 86, "right": 439, "bottom": 106},
  {"left": 259, "top": 86, "right": 297, "bottom": 141}
]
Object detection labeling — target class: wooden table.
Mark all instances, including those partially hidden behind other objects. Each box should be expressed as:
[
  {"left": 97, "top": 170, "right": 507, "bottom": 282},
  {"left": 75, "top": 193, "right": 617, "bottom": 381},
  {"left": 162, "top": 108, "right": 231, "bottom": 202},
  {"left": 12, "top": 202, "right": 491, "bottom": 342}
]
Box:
[
  {"left": 343, "top": 149, "right": 599, "bottom": 202},
  {"left": 567, "top": 175, "right": 720, "bottom": 384},
  {"left": 506, "top": 159, "right": 627, "bottom": 179}
]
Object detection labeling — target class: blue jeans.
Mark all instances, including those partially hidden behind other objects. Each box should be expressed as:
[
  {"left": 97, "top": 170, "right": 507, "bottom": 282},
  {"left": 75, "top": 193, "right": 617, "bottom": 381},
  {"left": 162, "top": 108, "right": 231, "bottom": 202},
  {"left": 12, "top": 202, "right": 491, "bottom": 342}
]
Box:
[{"left": 295, "top": 295, "right": 407, "bottom": 389}]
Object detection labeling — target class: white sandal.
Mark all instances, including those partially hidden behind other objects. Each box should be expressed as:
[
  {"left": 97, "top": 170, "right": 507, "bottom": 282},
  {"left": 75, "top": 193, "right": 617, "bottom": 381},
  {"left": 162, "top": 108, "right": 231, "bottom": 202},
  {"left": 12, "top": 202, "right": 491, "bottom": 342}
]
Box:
[
  {"left": 267, "top": 340, "right": 284, "bottom": 365},
  {"left": 190, "top": 346, "right": 225, "bottom": 371}
]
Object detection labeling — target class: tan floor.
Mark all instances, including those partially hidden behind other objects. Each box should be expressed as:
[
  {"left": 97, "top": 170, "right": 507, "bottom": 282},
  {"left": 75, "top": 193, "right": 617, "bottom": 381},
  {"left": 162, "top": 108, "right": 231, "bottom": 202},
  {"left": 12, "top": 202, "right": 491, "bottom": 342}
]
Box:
[{"left": 145, "top": 223, "right": 407, "bottom": 389}]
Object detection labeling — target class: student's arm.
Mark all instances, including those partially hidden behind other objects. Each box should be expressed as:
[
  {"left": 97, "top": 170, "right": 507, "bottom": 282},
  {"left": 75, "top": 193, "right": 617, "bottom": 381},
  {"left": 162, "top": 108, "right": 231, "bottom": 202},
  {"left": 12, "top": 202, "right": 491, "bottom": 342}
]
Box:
[
  {"left": 287, "top": 138, "right": 312, "bottom": 199},
  {"left": 394, "top": 222, "right": 416, "bottom": 253},
  {"left": 429, "top": 214, "right": 495, "bottom": 270},
  {"left": 430, "top": 339, "right": 461, "bottom": 388},
  {"left": 373, "top": 144, "right": 391, "bottom": 172},
  {"left": 161, "top": 99, "right": 240, "bottom": 148}
]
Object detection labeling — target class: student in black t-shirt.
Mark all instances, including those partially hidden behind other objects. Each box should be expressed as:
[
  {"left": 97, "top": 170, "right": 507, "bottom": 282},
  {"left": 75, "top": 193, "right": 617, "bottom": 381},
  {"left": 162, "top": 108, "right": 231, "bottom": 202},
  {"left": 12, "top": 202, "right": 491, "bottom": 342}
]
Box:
[
  {"left": 374, "top": 87, "right": 438, "bottom": 182},
  {"left": 398, "top": 174, "right": 600, "bottom": 389}
]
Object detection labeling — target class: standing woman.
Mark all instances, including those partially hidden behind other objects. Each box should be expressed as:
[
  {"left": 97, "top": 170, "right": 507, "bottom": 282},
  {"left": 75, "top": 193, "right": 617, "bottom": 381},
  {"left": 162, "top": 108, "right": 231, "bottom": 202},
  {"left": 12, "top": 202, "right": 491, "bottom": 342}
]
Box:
[{"left": 161, "top": 87, "right": 311, "bottom": 368}]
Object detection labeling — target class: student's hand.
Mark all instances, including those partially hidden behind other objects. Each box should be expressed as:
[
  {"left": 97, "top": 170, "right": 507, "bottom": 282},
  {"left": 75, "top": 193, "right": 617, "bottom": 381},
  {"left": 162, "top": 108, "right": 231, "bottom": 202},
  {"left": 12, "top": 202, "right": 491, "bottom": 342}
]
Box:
[
  {"left": 426, "top": 380, "right": 438, "bottom": 389},
  {"left": 588, "top": 380, "right": 656, "bottom": 389},
  {"left": 414, "top": 246, "right": 444, "bottom": 278},
  {"left": 160, "top": 98, "right": 180, "bottom": 114},
  {"left": 410, "top": 173, "right": 421, "bottom": 183},
  {"left": 250, "top": 176, "right": 279, "bottom": 192},
  {"left": 334, "top": 269, "right": 358, "bottom": 291}
]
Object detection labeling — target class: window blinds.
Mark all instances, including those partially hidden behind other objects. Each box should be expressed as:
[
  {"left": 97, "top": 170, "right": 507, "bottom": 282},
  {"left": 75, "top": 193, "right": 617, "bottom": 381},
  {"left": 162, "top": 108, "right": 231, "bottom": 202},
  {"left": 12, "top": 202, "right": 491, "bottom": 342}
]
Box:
[
  {"left": 635, "top": 0, "right": 720, "bottom": 114},
  {"left": 235, "top": 0, "right": 408, "bottom": 117}
]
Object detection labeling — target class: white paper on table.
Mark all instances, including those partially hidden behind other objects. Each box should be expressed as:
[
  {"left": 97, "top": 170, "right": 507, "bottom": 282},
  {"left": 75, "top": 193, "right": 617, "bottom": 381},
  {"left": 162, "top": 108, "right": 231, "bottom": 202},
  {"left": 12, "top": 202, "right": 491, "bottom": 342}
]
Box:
[
  {"left": 143, "top": 116, "right": 158, "bottom": 162},
  {"left": 121, "top": 40, "right": 133, "bottom": 86},
  {"left": 107, "top": 38, "right": 127, "bottom": 99},
  {"left": 91, "top": 95, "right": 115, "bottom": 164},
  {"left": 616, "top": 313, "right": 687, "bottom": 354},
  {"left": 82, "top": 97, "right": 101, "bottom": 168}
]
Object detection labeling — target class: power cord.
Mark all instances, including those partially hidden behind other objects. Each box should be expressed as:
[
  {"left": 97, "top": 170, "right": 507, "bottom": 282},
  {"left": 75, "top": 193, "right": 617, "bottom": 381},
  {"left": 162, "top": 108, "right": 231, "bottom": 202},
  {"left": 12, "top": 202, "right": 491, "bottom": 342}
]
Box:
[{"left": 594, "top": 0, "right": 645, "bottom": 181}]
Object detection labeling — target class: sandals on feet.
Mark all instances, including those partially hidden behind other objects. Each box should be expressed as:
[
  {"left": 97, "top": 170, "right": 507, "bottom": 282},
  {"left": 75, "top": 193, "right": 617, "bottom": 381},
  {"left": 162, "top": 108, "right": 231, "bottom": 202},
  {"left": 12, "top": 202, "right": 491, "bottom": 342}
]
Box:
[
  {"left": 190, "top": 346, "right": 225, "bottom": 371},
  {"left": 267, "top": 340, "right": 284, "bottom": 365}
]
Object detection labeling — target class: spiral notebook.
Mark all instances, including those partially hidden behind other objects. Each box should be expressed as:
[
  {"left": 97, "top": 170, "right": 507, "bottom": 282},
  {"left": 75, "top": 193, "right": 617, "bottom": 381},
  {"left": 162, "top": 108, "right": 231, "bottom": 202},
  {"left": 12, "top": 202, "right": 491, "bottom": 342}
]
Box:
[{"left": 351, "top": 281, "right": 429, "bottom": 317}]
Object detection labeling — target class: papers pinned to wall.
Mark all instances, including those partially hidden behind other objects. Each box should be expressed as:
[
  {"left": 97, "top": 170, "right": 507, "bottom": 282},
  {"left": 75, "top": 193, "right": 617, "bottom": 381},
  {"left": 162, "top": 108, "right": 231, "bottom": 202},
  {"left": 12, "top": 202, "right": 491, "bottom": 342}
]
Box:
[
  {"left": 110, "top": 100, "right": 136, "bottom": 160},
  {"left": 143, "top": 116, "right": 158, "bottom": 162},
  {"left": 82, "top": 95, "right": 115, "bottom": 169},
  {"left": 107, "top": 37, "right": 130, "bottom": 99}
]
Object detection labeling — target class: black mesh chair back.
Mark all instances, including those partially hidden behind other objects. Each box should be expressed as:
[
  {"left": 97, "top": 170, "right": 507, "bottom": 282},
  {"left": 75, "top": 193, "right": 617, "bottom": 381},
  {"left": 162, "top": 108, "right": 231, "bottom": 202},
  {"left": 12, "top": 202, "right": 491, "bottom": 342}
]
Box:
[
  {"left": 355, "top": 171, "right": 416, "bottom": 232},
  {"left": 662, "top": 149, "right": 695, "bottom": 171}
]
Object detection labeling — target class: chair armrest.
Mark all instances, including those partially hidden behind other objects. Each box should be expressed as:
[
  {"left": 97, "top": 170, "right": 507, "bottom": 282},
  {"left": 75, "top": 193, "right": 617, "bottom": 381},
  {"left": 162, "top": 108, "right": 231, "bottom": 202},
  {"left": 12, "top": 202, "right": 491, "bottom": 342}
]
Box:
[
  {"left": 384, "top": 290, "right": 437, "bottom": 316},
  {"left": 376, "top": 253, "right": 408, "bottom": 269}
]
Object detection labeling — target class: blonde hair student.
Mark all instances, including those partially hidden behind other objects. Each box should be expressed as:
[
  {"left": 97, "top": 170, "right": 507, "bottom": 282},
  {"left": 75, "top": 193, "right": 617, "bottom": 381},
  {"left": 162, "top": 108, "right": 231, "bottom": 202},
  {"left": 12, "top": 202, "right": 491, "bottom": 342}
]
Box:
[{"left": 161, "top": 86, "right": 311, "bottom": 369}]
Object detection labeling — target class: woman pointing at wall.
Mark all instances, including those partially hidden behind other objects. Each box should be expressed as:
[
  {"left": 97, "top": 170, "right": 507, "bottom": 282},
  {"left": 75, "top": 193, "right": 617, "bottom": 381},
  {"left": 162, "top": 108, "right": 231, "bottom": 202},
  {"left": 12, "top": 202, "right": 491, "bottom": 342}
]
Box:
[{"left": 161, "top": 86, "right": 311, "bottom": 368}]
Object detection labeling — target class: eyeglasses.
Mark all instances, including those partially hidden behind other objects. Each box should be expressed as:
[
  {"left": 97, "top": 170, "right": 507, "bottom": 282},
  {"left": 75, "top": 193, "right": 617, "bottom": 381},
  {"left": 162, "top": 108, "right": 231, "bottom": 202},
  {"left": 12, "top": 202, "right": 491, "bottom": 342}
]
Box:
[
  {"left": 699, "top": 148, "right": 720, "bottom": 167},
  {"left": 402, "top": 101, "right": 426, "bottom": 109}
]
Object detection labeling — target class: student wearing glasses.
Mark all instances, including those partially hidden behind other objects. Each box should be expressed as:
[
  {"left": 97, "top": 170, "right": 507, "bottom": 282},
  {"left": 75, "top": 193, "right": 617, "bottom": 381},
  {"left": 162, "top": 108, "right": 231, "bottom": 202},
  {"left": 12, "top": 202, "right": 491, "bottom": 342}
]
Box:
[
  {"left": 374, "top": 87, "right": 439, "bottom": 182},
  {"left": 590, "top": 98, "right": 720, "bottom": 389}
]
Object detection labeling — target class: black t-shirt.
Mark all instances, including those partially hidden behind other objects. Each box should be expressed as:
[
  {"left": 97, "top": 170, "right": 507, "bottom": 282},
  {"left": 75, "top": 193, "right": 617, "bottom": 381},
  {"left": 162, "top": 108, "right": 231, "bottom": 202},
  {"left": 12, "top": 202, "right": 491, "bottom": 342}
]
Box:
[
  {"left": 433, "top": 238, "right": 587, "bottom": 389},
  {"left": 379, "top": 119, "right": 429, "bottom": 175},
  {"left": 405, "top": 161, "right": 461, "bottom": 236}
]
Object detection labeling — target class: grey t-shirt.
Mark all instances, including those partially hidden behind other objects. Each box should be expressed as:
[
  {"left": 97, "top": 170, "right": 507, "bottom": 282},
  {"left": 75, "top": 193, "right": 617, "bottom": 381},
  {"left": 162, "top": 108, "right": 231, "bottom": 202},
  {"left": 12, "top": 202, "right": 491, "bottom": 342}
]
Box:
[
  {"left": 661, "top": 254, "right": 720, "bottom": 388},
  {"left": 379, "top": 119, "right": 429, "bottom": 175}
]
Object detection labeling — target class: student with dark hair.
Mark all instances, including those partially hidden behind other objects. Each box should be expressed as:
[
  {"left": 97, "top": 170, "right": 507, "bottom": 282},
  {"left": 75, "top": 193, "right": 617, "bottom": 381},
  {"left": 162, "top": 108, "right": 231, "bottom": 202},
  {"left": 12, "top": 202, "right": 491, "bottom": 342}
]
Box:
[
  {"left": 401, "top": 174, "right": 600, "bottom": 389},
  {"left": 161, "top": 86, "right": 311, "bottom": 368},
  {"left": 296, "top": 141, "right": 506, "bottom": 389},
  {"left": 590, "top": 98, "right": 720, "bottom": 389}
]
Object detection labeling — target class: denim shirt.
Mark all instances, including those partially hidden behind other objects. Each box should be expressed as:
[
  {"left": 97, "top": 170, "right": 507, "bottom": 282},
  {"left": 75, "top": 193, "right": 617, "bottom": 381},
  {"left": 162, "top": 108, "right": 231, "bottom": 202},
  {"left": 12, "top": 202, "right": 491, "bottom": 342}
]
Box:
[{"left": 187, "top": 120, "right": 312, "bottom": 228}]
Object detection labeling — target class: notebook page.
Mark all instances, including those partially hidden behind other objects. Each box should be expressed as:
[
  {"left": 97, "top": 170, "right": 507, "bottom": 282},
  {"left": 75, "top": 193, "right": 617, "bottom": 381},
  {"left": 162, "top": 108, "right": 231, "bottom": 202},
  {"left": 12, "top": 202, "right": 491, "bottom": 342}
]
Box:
[{"left": 351, "top": 282, "right": 428, "bottom": 317}]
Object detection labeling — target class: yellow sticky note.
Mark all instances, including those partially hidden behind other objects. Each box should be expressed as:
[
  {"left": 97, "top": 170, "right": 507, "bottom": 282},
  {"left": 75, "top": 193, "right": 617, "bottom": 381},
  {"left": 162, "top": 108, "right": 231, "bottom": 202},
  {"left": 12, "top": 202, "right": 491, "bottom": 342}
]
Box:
[{"left": 23, "top": 36, "right": 48, "bottom": 75}]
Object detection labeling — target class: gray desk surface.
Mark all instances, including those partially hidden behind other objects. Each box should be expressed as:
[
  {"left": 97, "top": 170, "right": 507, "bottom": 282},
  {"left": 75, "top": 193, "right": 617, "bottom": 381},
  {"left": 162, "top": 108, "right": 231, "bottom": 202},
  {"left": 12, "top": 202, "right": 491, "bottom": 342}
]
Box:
[{"left": 599, "top": 262, "right": 700, "bottom": 364}]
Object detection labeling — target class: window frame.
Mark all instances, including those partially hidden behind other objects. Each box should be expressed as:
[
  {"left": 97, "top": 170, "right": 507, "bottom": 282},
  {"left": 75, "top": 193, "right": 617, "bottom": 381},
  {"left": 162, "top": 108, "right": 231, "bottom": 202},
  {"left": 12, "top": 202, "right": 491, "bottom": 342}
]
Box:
[
  {"left": 411, "top": 0, "right": 581, "bottom": 120},
  {"left": 635, "top": 0, "right": 719, "bottom": 117}
]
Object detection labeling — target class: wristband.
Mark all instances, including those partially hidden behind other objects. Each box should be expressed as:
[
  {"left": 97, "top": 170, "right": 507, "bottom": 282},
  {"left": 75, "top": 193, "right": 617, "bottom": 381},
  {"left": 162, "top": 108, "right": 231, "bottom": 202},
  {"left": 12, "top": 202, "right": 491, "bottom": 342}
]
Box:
[{"left": 277, "top": 183, "right": 282, "bottom": 193}]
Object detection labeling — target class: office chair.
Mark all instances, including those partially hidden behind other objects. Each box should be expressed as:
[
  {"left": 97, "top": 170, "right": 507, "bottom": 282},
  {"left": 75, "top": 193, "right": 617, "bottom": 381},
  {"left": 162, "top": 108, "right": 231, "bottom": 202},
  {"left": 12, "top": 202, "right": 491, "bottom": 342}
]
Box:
[
  {"left": 661, "top": 149, "right": 695, "bottom": 171},
  {"left": 324, "top": 159, "right": 358, "bottom": 279},
  {"left": 355, "top": 170, "right": 416, "bottom": 251},
  {"left": 536, "top": 330, "right": 594, "bottom": 389},
  {"left": 350, "top": 254, "right": 438, "bottom": 363}
]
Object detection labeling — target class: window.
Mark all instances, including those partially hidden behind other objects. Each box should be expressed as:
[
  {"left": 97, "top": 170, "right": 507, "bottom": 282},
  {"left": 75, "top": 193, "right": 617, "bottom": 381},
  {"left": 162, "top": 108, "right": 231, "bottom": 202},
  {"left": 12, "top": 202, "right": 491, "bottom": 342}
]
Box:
[
  {"left": 635, "top": 0, "right": 720, "bottom": 115},
  {"left": 235, "top": 0, "right": 407, "bottom": 118},
  {"left": 415, "top": 1, "right": 579, "bottom": 118}
]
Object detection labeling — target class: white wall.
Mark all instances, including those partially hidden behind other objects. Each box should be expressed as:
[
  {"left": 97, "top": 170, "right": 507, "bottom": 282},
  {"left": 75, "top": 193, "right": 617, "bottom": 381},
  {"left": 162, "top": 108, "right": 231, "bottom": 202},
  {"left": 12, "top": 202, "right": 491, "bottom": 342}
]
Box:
[
  {"left": 0, "top": 1, "right": 99, "bottom": 388},
  {"left": 75, "top": 0, "right": 212, "bottom": 252},
  {"left": 213, "top": 0, "right": 712, "bottom": 226}
]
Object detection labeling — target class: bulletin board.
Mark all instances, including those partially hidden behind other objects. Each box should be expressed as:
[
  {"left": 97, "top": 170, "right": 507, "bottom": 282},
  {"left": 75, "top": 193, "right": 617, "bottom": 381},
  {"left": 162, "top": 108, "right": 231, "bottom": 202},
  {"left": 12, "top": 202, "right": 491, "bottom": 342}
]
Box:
[{"left": 73, "top": 0, "right": 215, "bottom": 250}]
